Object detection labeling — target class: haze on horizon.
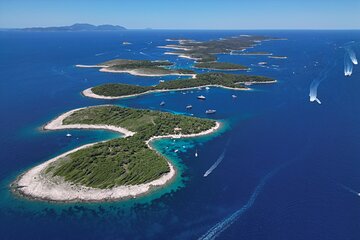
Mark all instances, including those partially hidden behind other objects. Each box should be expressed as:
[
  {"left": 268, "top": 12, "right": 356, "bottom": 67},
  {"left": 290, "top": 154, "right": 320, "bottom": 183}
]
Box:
[{"left": 0, "top": 0, "right": 359, "bottom": 30}]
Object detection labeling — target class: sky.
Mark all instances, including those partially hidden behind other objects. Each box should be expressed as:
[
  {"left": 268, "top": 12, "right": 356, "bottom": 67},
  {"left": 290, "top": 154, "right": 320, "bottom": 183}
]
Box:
[{"left": 0, "top": 0, "right": 359, "bottom": 29}]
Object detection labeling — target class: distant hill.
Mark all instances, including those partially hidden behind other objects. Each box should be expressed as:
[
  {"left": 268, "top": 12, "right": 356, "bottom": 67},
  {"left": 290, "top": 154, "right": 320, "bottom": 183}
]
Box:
[{"left": 17, "top": 23, "right": 126, "bottom": 32}]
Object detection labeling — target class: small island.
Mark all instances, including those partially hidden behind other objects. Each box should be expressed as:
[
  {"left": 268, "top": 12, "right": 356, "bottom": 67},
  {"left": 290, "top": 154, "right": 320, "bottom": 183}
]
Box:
[
  {"left": 83, "top": 72, "right": 276, "bottom": 99},
  {"left": 159, "top": 35, "right": 275, "bottom": 62},
  {"left": 76, "top": 59, "right": 196, "bottom": 77},
  {"left": 13, "top": 105, "right": 219, "bottom": 202},
  {"left": 194, "top": 62, "right": 249, "bottom": 71}
]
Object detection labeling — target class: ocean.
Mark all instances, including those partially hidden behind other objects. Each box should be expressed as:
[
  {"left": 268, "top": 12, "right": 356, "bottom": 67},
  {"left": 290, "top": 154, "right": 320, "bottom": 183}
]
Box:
[{"left": 0, "top": 30, "right": 359, "bottom": 239}]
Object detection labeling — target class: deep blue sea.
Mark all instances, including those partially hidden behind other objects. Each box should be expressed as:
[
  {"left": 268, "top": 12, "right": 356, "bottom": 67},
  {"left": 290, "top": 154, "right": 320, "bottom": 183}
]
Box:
[{"left": 0, "top": 30, "right": 360, "bottom": 240}]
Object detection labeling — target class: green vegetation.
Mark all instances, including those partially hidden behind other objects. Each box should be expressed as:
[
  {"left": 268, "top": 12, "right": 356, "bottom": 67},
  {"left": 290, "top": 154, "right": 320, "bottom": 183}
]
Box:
[
  {"left": 194, "top": 62, "right": 249, "bottom": 70},
  {"left": 98, "top": 59, "right": 195, "bottom": 75},
  {"left": 165, "top": 35, "right": 271, "bottom": 62},
  {"left": 46, "top": 106, "right": 216, "bottom": 189},
  {"left": 91, "top": 72, "right": 275, "bottom": 97}
]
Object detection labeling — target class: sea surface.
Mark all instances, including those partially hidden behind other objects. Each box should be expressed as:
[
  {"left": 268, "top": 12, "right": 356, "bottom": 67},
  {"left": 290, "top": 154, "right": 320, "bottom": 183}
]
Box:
[{"left": 0, "top": 30, "right": 359, "bottom": 240}]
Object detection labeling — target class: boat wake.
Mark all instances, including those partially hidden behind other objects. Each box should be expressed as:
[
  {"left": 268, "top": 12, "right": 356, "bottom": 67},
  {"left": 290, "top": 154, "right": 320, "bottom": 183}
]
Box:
[
  {"left": 344, "top": 55, "right": 353, "bottom": 76},
  {"left": 343, "top": 42, "right": 358, "bottom": 76},
  {"left": 309, "top": 61, "right": 334, "bottom": 105},
  {"left": 204, "top": 139, "right": 231, "bottom": 177},
  {"left": 338, "top": 183, "right": 360, "bottom": 197},
  {"left": 203, "top": 150, "right": 226, "bottom": 177},
  {"left": 198, "top": 163, "right": 288, "bottom": 240}
]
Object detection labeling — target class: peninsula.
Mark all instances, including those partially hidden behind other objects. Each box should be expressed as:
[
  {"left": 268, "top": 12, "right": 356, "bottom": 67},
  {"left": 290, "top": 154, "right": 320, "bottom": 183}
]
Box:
[
  {"left": 83, "top": 72, "right": 276, "bottom": 99},
  {"left": 13, "top": 105, "right": 220, "bottom": 202},
  {"left": 76, "top": 59, "right": 195, "bottom": 77}
]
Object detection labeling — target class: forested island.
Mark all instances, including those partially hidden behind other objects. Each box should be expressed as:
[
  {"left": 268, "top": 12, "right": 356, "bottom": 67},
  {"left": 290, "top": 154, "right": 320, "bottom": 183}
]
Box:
[
  {"left": 76, "top": 59, "right": 195, "bottom": 77},
  {"left": 194, "top": 62, "right": 249, "bottom": 70},
  {"left": 159, "top": 35, "right": 273, "bottom": 62},
  {"left": 84, "top": 72, "right": 276, "bottom": 99},
  {"left": 13, "top": 105, "right": 219, "bottom": 202}
]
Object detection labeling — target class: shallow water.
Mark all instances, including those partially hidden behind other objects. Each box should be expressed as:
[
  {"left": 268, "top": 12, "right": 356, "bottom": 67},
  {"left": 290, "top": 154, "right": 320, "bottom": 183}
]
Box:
[{"left": 0, "top": 30, "right": 359, "bottom": 240}]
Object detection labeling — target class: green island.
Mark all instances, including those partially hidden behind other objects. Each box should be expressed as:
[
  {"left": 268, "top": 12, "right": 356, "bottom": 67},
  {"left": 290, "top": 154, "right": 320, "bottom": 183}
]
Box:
[
  {"left": 89, "top": 72, "right": 275, "bottom": 98},
  {"left": 161, "top": 35, "right": 271, "bottom": 62},
  {"left": 45, "top": 105, "right": 216, "bottom": 189},
  {"left": 77, "top": 59, "right": 195, "bottom": 76},
  {"left": 194, "top": 62, "right": 249, "bottom": 70}
]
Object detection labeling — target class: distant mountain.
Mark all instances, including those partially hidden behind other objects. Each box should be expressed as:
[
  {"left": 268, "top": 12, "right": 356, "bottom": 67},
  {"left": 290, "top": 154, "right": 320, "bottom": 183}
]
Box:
[{"left": 18, "top": 23, "right": 126, "bottom": 32}]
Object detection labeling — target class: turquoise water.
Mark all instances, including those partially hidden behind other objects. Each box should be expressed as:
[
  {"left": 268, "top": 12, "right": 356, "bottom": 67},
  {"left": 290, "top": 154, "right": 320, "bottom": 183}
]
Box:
[{"left": 0, "top": 30, "right": 360, "bottom": 239}]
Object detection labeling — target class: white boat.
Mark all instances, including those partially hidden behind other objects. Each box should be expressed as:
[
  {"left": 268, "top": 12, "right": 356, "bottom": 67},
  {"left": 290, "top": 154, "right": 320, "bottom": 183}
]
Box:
[
  {"left": 258, "top": 61, "right": 267, "bottom": 65},
  {"left": 197, "top": 95, "right": 206, "bottom": 100},
  {"left": 66, "top": 133, "right": 72, "bottom": 137},
  {"left": 174, "top": 149, "right": 179, "bottom": 153},
  {"left": 232, "top": 94, "right": 237, "bottom": 98},
  {"left": 186, "top": 105, "right": 193, "bottom": 109},
  {"left": 160, "top": 101, "right": 165, "bottom": 106},
  {"left": 195, "top": 149, "right": 198, "bottom": 157},
  {"left": 205, "top": 86, "right": 210, "bottom": 90},
  {"left": 205, "top": 109, "right": 216, "bottom": 114}
]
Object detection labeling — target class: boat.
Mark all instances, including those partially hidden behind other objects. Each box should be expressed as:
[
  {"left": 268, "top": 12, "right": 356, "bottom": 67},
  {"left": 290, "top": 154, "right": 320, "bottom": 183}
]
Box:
[
  {"left": 232, "top": 94, "right": 237, "bottom": 98},
  {"left": 205, "top": 86, "right": 210, "bottom": 90},
  {"left": 244, "top": 82, "right": 252, "bottom": 86},
  {"left": 186, "top": 105, "right": 192, "bottom": 109},
  {"left": 195, "top": 149, "right": 198, "bottom": 157},
  {"left": 160, "top": 101, "right": 165, "bottom": 106},
  {"left": 66, "top": 133, "right": 72, "bottom": 137},
  {"left": 174, "top": 149, "right": 179, "bottom": 153},
  {"left": 159, "top": 80, "right": 165, "bottom": 83},
  {"left": 197, "top": 95, "right": 206, "bottom": 100},
  {"left": 122, "top": 41, "right": 131, "bottom": 45},
  {"left": 258, "top": 61, "right": 267, "bottom": 65},
  {"left": 205, "top": 109, "right": 216, "bottom": 114}
]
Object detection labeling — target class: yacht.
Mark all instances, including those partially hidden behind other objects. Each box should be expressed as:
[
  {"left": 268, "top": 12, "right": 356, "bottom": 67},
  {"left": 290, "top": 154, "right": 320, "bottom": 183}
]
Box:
[
  {"left": 186, "top": 105, "right": 193, "bottom": 109},
  {"left": 205, "top": 109, "right": 216, "bottom": 114},
  {"left": 197, "top": 95, "right": 206, "bottom": 100}
]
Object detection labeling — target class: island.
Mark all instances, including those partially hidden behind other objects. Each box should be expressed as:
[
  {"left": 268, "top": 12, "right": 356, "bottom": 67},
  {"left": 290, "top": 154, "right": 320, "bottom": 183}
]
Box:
[
  {"left": 12, "top": 105, "right": 220, "bottom": 202},
  {"left": 159, "top": 35, "right": 274, "bottom": 62},
  {"left": 194, "top": 62, "right": 249, "bottom": 70},
  {"left": 17, "top": 23, "right": 126, "bottom": 32},
  {"left": 82, "top": 72, "right": 276, "bottom": 99},
  {"left": 76, "top": 59, "right": 196, "bottom": 77}
]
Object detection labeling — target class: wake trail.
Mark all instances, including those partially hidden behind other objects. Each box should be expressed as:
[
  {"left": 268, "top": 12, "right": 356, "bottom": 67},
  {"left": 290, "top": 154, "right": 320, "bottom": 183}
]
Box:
[
  {"left": 338, "top": 183, "right": 360, "bottom": 197},
  {"left": 309, "top": 61, "right": 334, "bottom": 104},
  {"left": 344, "top": 52, "right": 353, "bottom": 76},
  {"left": 203, "top": 150, "right": 226, "bottom": 177},
  {"left": 203, "top": 139, "right": 231, "bottom": 177},
  {"left": 198, "top": 163, "right": 289, "bottom": 240}
]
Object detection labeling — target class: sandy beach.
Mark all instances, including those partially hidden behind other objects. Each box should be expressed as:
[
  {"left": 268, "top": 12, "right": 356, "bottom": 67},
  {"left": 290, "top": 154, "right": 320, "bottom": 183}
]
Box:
[
  {"left": 76, "top": 64, "right": 195, "bottom": 77},
  {"left": 13, "top": 107, "right": 221, "bottom": 202},
  {"left": 99, "top": 67, "right": 196, "bottom": 77}
]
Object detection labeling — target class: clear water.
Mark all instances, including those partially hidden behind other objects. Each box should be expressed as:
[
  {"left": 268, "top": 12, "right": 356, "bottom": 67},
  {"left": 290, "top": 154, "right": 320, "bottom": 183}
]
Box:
[{"left": 0, "top": 30, "right": 359, "bottom": 239}]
